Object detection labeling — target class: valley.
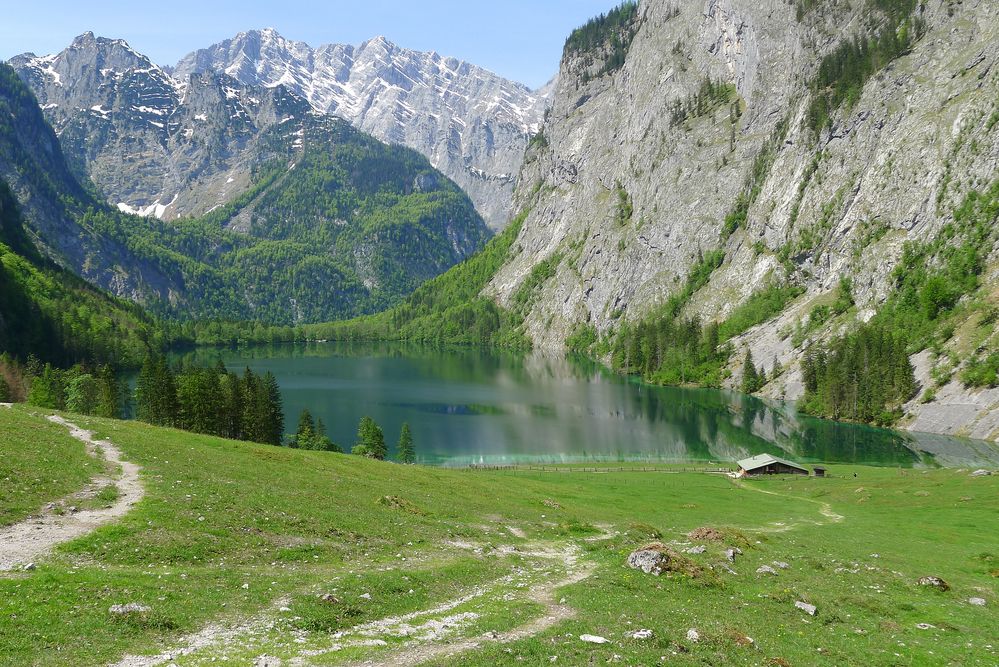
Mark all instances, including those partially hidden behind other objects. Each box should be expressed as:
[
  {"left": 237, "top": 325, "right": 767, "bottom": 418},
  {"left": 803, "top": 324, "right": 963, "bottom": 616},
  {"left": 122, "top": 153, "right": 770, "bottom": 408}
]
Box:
[
  {"left": 1, "top": 0, "right": 998, "bottom": 664},
  {"left": 0, "top": 403, "right": 996, "bottom": 665}
]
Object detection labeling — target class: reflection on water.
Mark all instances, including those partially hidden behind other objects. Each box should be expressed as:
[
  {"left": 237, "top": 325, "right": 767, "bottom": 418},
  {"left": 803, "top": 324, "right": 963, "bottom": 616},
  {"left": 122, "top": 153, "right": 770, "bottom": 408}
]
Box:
[{"left": 173, "top": 342, "right": 999, "bottom": 467}]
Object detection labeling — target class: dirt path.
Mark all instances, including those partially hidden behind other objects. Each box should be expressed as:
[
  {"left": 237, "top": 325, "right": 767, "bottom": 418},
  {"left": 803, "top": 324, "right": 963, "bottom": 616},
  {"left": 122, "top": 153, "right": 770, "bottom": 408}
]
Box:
[
  {"left": 0, "top": 415, "right": 144, "bottom": 571},
  {"left": 729, "top": 478, "right": 844, "bottom": 531},
  {"left": 113, "top": 526, "right": 617, "bottom": 667}
]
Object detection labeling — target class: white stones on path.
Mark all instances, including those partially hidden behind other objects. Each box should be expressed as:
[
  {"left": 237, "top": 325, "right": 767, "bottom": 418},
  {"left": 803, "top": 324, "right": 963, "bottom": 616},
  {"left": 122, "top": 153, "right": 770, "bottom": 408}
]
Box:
[{"left": 0, "top": 415, "right": 145, "bottom": 571}]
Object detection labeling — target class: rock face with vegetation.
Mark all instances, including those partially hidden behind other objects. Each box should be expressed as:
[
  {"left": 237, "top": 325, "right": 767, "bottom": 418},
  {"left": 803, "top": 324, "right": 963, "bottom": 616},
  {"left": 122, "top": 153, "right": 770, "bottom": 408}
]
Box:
[
  {"left": 2, "top": 41, "right": 490, "bottom": 323},
  {"left": 488, "top": 0, "right": 999, "bottom": 439},
  {"left": 173, "top": 28, "right": 552, "bottom": 230}
]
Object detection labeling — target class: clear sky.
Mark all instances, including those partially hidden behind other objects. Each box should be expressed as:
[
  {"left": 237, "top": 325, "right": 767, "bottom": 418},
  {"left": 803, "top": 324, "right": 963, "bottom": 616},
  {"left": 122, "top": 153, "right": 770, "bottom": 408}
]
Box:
[{"left": 1, "top": 0, "right": 619, "bottom": 89}]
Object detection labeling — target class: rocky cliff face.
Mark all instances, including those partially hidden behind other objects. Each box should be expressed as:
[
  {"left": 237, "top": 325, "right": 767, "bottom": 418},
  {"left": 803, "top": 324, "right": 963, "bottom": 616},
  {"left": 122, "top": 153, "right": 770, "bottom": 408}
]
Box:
[
  {"left": 490, "top": 0, "right": 999, "bottom": 438},
  {"left": 9, "top": 32, "right": 322, "bottom": 223},
  {"left": 174, "top": 28, "right": 552, "bottom": 229}
]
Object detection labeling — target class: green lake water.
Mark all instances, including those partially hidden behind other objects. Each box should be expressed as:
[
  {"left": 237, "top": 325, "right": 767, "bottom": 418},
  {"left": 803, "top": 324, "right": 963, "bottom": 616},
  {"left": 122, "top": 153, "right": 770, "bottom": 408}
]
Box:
[{"left": 174, "top": 342, "right": 999, "bottom": 467}]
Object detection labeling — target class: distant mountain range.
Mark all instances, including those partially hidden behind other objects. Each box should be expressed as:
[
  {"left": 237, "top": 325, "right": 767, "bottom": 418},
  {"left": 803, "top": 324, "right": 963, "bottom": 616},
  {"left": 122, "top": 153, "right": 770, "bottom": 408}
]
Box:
[
  {"left": 0, "top": 52, "right": 489, "bottom": 323},
  {"left": 12, "top": 29, "right": 552, "bottom": 230}
]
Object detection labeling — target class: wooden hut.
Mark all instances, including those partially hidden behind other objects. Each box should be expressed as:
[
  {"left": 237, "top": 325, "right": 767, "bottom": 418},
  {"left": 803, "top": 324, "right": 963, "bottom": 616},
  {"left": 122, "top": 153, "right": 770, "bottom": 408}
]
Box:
[
  {"left": 736, "top": 454, "right": 808, "bottom": 476},
  {"left": 813, "top": 466, "right": 827, "bottom": 478}
]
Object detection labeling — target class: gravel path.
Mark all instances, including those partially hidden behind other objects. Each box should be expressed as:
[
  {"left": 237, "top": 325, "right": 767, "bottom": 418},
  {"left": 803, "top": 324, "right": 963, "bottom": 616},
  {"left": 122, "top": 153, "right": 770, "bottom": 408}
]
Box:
[{"left": 0, "top": 415, "right": 144, "bottom": 571}]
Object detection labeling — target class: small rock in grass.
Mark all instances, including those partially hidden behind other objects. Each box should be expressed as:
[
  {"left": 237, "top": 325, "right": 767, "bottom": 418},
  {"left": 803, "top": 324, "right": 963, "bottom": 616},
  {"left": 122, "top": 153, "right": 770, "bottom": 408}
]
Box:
[
  {"left": 686, "top": 545, "right": 706, "bottom": 554},
  {"left": 109, "top": 602, "right": 151, "bottom": 615},
  {"left": 915, "top": 623, "right": 936, "bottom": 630},
  {"left": 629, "top": 629, "right": 654, "bottom": 640},
  {"left": 23, "top": 563, "right": 36, "bottom": 571},
  {"left": 773, "top": 561, "right": 790, "bottom": 569},
  {"left": 686, "top": 628, "right": 700, "bottom": 642},
  {"left": 795, "top": 601, "right": 817, "bottom": 616},
  {"left": 241, "top": 583, "right": 250, "bottom": 590},
  {"left": 757, "top": 565, "right": 778, "bottom": 575},
  {"left": 359, "top": 593, "right": 371, "bottom": 600},
  {"left": 968, "top": 597, "right": 986, "bottom": 606},
  {"left": 917, "top": 576, "right": 949, "bottom": 591},
  {"left": 580, "top": 634, "right": 610, "bottom": 644},
  {"left": 279, "top": 606, "right": 291, "bottom": 612},
  {"left": 970, "top": 469, "right": 992, "bottom": 477},
  {"left": 627, "top": 543, "right": 700, "bottom": 577},
  {"left": 725, "top": 547, "right": 742, "bottom": 562},
  {"left": 483, "top": 631, "right": 500, "bottom": 639},
  {"left": 318, "top": 593, "right": 340, "bottom": 604}
]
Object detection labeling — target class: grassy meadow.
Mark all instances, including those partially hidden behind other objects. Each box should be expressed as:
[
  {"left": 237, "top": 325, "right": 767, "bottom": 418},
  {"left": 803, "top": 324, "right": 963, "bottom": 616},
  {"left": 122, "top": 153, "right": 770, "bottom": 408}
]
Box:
[{"left": 0, "top": 404, "right": 995, "bottom": 665}]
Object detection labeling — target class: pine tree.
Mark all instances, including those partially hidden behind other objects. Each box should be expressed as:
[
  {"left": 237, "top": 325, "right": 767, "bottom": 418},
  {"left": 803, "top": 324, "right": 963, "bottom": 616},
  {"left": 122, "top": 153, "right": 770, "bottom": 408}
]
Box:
[
  {"left": 261, "top": 372, "right": 284, "bottom": 446},
  {"left": 397, "top": 423, "right": 416, "bottom": 464},
  {"left": 741, "top": 349, "right": 759, "bottom": 393},
  {"left": 355, "top": 416, "right": 386, "bottom": 459},
  {"left": 65, "top": 373, "right": 99, "bottom": 415},
  {"left": 95, "top": 365, "right": 120, "bottom": 418},
  {"left": 292, "top": 409, "right": 316, "bottom": 449},
  {"left": 27, "top": 364, "right": 64, "bottom": 409}
]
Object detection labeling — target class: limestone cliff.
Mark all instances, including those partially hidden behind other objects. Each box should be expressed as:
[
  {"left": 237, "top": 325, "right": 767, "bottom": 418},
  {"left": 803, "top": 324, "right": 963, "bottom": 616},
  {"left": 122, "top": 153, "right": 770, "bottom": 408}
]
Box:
[{"left": 489, "top": 0, "right": 999, "bottom": 439}]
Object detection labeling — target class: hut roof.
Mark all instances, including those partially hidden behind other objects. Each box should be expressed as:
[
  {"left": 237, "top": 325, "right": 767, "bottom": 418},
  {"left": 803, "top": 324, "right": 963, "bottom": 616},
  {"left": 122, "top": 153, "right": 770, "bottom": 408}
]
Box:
[{"left": 736, "top": 453, "right": 808, "bottom": 473}]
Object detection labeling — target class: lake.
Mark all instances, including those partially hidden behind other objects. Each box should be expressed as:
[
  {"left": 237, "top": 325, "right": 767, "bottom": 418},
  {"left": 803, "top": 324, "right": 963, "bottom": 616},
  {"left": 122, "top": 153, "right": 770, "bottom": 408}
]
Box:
[{"left": 174, "top": 342, "right": 999, "bottom": 467}]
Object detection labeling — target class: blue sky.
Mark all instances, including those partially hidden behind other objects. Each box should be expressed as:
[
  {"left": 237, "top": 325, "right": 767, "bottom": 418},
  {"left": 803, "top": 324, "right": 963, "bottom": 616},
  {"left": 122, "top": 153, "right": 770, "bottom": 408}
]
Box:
[{"left": 2, "top": 0, "right": 618, "bottom": 89}]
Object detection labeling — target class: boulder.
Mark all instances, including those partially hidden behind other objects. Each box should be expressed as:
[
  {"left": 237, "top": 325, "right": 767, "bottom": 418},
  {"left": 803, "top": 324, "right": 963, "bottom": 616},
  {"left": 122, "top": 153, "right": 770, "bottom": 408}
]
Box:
[
  {"left": 725, "top": 547, "right": 743, "bottom": 562},
  {"left": 109, "top": 602, "right": 151, "bottom": 615},
  {"left": 627, "top": 543, "right": 699, "bottom": 577},
  {"left": 917, "top": 576, "right": 949, "bottom": 591},
  {"left": 794, "top": 601, "right": 817, "bottom": 616}
]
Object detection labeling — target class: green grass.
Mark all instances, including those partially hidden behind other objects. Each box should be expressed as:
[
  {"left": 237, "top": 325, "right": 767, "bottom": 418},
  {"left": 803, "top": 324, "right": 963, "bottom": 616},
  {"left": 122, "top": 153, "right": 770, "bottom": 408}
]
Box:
[
  {"left": 0, "top": 406, "right": 99, "bottom": 526},
  {"left": 0, "top": 405, "right": 996, "bottom": 665}
]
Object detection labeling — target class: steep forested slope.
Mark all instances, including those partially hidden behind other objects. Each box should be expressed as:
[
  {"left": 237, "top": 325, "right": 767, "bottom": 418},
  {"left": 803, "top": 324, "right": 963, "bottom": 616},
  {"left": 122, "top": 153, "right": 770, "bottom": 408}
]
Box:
[
  {"left": 0, "top": 179, "right": 161, "bottom": 368},
  {"left": 0, "top": 59, "right": 489, "bottom": 323}
]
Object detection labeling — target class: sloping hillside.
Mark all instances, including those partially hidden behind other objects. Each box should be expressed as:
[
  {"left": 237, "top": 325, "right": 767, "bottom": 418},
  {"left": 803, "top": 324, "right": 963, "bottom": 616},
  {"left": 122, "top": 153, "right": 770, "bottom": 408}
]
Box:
[
  {"left": 0, "top": 60, "right": 489, "bottom": 323},
  {"left": 487, "top": 0, "right": 999, "bottom": 437}
]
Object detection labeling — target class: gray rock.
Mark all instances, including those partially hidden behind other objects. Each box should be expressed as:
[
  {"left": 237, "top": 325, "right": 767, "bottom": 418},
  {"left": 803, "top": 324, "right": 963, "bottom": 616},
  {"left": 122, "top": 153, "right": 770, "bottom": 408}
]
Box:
[
  {"left": 109, "top": 602, "right": 151, "bottom": 615},
  {"left": 968, "top": 597, "right": 987, "bottom": 606},
  {"left": 917, "top": 576, "right": 950, "bottom": 591},
  {"left": 579, "top": 634, "right": 610, "bottom": 644},
  {"left": 756, "top": 565, "right": 778, "bottom": 575},
  {"left": 686, "top": 545, "right": 706, "bottom": 554},
  {"left": 794, "top": 601, "right": 817, "bottom": 616},
  {"left": 686, "top": 628, "right": 700, "bottom": 642},
  {"left": 970, "top": 469, "right": 992, "bottom": 477},
  {"left": 23, "top": 563, "right": 36, "bottom": 571},
  {"left": 486, "top": 0, "right": 999, "bottom": 443},
  {"left": 173, "top": 29, "right": 553, "bottom": 230},
  {"left": 629, "top": 629, "right": 654, "bottom": 640},
  {"left": 725, "top": 547, "right": 742, "bottom": 562}
]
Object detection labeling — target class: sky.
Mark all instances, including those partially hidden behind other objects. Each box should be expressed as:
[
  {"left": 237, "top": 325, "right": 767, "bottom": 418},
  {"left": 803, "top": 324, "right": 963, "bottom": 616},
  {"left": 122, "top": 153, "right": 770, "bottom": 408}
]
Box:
[{"left": 1, "top": 0, "right": 619, "bottom": 89}]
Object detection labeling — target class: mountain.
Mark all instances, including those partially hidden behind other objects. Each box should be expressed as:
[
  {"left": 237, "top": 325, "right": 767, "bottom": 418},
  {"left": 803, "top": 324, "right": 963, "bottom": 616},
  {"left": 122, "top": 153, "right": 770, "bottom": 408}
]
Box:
[
  {"left": 1, "top": 53, "right": 490, "bottom": 323},
  {"left": 173, "top": 28, "right": 552, "bottom": 230},
  {"left": 480, "top": 0, "right": 999, "bottom": 439},
  {"left": 0, "top": 177, "right": 161, "bottom": 369}
]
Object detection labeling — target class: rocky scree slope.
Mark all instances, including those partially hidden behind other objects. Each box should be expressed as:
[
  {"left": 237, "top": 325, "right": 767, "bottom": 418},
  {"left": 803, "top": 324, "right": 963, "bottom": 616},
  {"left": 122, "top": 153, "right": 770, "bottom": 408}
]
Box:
[
  {"left": 488, "top": 0, "right": 999, "bottom": 438},
  {"left": 173, "top": 28, "right": 552, "bottom": 230},
  {"left": 3, "top": 45, "right": 490, "bottom": 323}
]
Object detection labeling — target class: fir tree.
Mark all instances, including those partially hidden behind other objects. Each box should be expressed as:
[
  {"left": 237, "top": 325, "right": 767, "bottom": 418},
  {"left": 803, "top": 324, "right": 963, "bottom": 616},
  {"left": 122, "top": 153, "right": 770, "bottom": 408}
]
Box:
[
  {"left": 397, "top": 423, "right": 416, "bottom": 464},
  {"left": 355, "top": 416, "right": 386, "bottom": 459},
  {"left": 741, "top": 349, "right": 759, "bottom": 393}
]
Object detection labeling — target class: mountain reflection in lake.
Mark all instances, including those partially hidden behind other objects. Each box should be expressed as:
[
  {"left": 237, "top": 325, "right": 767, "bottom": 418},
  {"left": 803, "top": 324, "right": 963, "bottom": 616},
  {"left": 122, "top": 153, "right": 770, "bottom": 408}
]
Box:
[{"left": 173, "top": 342, "right": 999, "bottom": 467}]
